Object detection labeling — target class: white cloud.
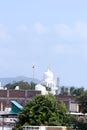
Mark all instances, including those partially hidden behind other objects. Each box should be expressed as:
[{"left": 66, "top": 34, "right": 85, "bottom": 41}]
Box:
[
  {"left": 54, "top": 21, "right": 87, "bottom": 41},
  {"left": 53, "top": 21, "right": 87, "bottom": 60},
  {"left": 0, "top": 24, "right": 11, "bottom": 42},
  {"left": 54, "top": 24, "right": 72, "bottom": 40},
  {"left": 16, "top": 23, "right": 47, "bottom": 35},
  {"left": 74, "top": 21, "right": 87, "bottom": 40},
  {"left": 34, "top": 23, "right": 47, "bottom": 34},
  {"left": 51, "top": 43, "right": 87, "bottom": 59},
  {"left": 9, "top": 21, "right": 87, "bottom": 60},
  {"left": 80, "top": 43, "right": 87, "bottom": 59},
  {"left": 53, "top": 44, "right": 66, "bottom": 55},
  {"left": 0, "top": 47, "right": 16, "bottom": 59},
  {"left": 16, "top": 24, "right": 29, "bottom": 33}
]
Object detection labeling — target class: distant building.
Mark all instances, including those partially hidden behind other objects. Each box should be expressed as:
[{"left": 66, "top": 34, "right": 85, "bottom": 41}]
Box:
[
  {"left": 35, "top": 84, "right": 48, "bottom": 95},
  {"left": 55, "top": 95, "right": 79, "bottom": 112},
  {"left": 0, "top": 82, "right": 4, "bottom": 90},
  {"left": 0, "top": 68, "right": 79, "bottom": 114},
  {"left": 0, "top": 90, "right": 41, "bottom": 110},
  {"left": 41, "top": 68, "right": 58, "bottom": 95}
]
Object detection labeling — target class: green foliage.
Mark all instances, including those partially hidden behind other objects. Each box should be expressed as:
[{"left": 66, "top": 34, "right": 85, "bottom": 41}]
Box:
[
  {"left": 59, "top": 86, "right": 85, "bottom": 96},
  {"left": 71, "top": 116, "right": 87, "bottom": 130},
  {"left": 5, "top": 81, "right": 36, "bottom": 90},
  {"left": 60, "top": 86, "right": 68, "bottom": 95},
  {"left": 71, "top": 90, "right": 87, "bottom": 129},
  {"left": 13, "top": 94, "right": 73, "bottom": 130},
  {"left": 77, "top": 90, "right": 87, "bottom": 113},
  {"left": 58, "top": 102, "right": 72, "bottom": 126},
  {"left": 13, "top": 95, "right": 54, "bottom": 127},
  {"left": 13, "top": 94, "right": 60, "bottom": 129},
  {"left": 71, "top": 87, "right": 84, "bottom": 96}
]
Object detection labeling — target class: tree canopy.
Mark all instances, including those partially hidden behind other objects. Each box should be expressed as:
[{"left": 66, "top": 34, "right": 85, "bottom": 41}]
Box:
[
  {"left": 58, "top": 101, "right": 73, "bottom": 126},
  {"left": 77, "top": 90, "right": 87, "bottom": 113},
  {"left": 71, "top": 90, "right": 87, "bottom": 130},
  {"left": 59, "top": 86, "right": 84, "bottom": 96},
  {"left": 13, "top": 94, "right": 72, "bottom": 130},
  {"left": 4, "top": 81, "right": 36, "bottom": 90}
]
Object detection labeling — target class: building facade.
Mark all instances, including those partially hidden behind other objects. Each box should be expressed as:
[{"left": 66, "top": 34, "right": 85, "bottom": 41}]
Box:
[
  {"left": 0, "top": 89, "right": 78, "bottom": 112},
  {"left": 0, "top": 90, "right": 41, "bottom": 110},
  {"left": 55, "top": 95, "right": 78, "bottom": 112}
]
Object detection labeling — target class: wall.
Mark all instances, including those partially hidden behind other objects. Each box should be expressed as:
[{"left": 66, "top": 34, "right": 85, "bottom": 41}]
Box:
[
  {"left": 55, "top": 95, "right": 77, "bottom": 112},
  {"left": 46, "top": 126, "right": 67, "bottom": 130},
  {"left": 23, "top": 126, "right": 67, "bottom": 130},
  {"left": 0, "top": 90, "right": 41, "bottom": 110},
  {"left": 0, "top": 90, "right": 77, "bottom": 112}
]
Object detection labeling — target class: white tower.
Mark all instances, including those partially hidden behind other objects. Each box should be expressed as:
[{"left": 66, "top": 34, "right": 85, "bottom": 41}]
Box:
[{"left": 41, "top": 68, "right": 57, "bottom": 95}]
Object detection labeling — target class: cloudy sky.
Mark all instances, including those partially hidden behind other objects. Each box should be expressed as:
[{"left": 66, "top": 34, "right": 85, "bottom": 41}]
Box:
[{"left": 0, "top": 0, "right": 87, "bottom": 88}]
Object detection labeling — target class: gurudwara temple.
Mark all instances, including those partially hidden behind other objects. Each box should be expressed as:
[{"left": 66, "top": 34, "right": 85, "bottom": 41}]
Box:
[
  {"left": 0, "top": 67, "right": 79, "bottom": 128},
  {"left": 35, "top": 68, "right": 58, "bottom": 95}
]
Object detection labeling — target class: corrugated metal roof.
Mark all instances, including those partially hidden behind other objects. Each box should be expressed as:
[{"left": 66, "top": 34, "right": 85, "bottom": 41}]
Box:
[{"left": 11, "top": 100, "right": 23, "bottom": 110}]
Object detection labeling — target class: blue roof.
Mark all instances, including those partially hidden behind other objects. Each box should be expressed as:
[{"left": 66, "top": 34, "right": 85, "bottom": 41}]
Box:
[{"left": 11, "top": 100, "right": 23, "bottom": 110}]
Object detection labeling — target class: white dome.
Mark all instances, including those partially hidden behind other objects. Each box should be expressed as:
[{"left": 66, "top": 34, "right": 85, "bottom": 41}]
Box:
[{"left": 44, "top": 69, "right": 53, "bottom": 80}]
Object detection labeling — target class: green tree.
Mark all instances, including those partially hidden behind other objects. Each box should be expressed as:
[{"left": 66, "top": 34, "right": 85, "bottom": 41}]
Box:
[
  {"left": 73, "top": 87, "right": 84, "bottom": 96},
  {"left": 13, "top": 94, "right": 60, "bottom": 130},
  {"left": 60, "top": 86, "right": 68, "bottom": 95},
  {"left": 60, "top": 86, "right": 85, "bottom": 96},
  {"left": 77, "top": 90, "right": 87, "bottom": 113},
  {"left": 70, "top": 86, "right": 76, "bottom": 96},
  {"left": 70, "top": 90, "right": 87, "bottom": 130},
  {"left": 58, "top": 102, "right": 73, "bottom": 126},
  {"left": 71, "top": 115, "right": 87, "bottom": 130},
  {"left": 4, "top": 81, "right": 36, "bottom": 90}
]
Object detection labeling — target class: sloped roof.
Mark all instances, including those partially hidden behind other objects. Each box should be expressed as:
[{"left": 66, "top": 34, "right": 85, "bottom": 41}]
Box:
[
  {"left": 10, "top": 100, "right": 23, "bottom": 114},
  {"left": 11, "top": 100, "right": 23, "bottom": 110}
]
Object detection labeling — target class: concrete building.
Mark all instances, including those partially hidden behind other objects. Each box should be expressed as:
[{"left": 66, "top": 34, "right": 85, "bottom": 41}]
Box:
[{"left": 0, "top": 90, "right": 41, "bottom": 110}]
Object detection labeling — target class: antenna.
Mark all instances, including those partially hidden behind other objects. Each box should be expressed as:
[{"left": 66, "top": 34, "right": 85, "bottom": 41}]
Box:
[
  {"left": 32, "top": 65, "right": 35, "bottom": 81},
  {"left": 56, "top": 77, "right": 60, "bottom": 94},
  {"left": 57, "top": 77, "right": 60, "bottom": 87}
]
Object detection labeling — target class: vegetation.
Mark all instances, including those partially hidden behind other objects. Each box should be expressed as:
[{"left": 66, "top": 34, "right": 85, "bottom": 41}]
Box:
[
  {"left": 4, "top": 81, "right": 85, "bottom": 96},
  {"left": 70, "top": 115, "right": 87, "bottom": 130},
  {"left": 13, "top": 94, "right": 72, "bottom": 130},
  {"left": 60, "top": 86, "right": 84, "bottom": 96},
  {"left": 5, "top": 81, "right": 87, "bottom": 130},
  {"left": 72, "top": 90, "right": 87, "bottom": 130},
  {"left": 60, "top": 86, "right": 68, "bottom": 95},
  {"left": 4, "top": 81, "right": 36, "bottom": 90},
  {"left": 57, "top": 86, "right": 87, "bottom": 130},
  {"left": 77, "top": 90, "right": 87, "bottom": 113},
  {"left": 58, "top": 101, "right": 73, "bottom": 127}
]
